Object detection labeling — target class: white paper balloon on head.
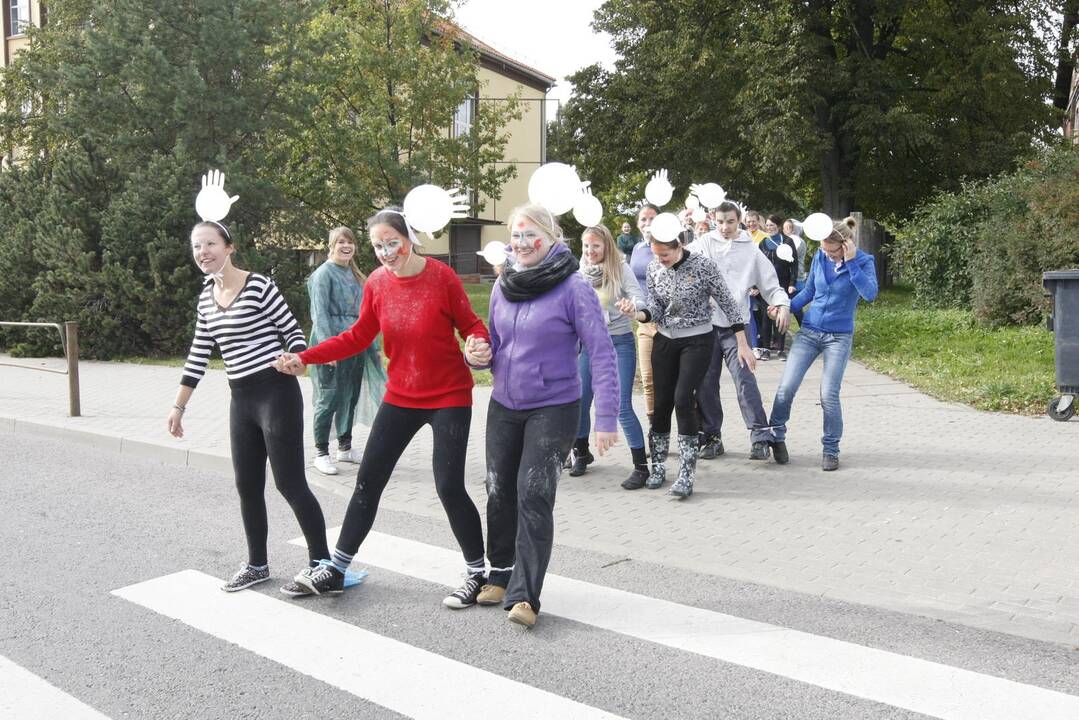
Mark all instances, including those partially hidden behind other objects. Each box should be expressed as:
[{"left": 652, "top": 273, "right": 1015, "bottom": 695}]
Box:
[
  {"left": 649, "top": 212, "right": 683, "bottom": 243},
  {"left": 572, "top": 192, "right": 603, "bottom": 227},
  {"left": 477, "top": 241, "right": 508, "bottom": 266},
  {"left": 690, "top": 183, "right": 725, "bottom": 209},
  {"left": 691, "top": 207, "right": 707, "bottom": 223},
  {"left": 803, "top": 212, "right": 833, "bottom": 241},
  {"left": 402, "top": 184, "right": 454, "bottom": 233},
  {"left": 195, "top": 169, "right": 239, "bottom": 223},
  {"left": 685, "top": 194, "right": 700, "bottom": 210},
  {"left": 527, "top": 163, "right": 582, "bottom": 215},
  {"left": 776, "top": 244, "right": 794, "bottom": 262},
  {"left": 644, "top": 169, "right": 674, "bottom": 207}
]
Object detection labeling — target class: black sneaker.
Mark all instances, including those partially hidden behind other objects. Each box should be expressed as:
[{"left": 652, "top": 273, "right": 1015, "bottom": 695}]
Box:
[
  {"left": 771, "top": 441, "right": 789, "bottom": 465},
  {"left": 221, "top": 564, "right": 270, "bottom": 592},
  {"left": 295, "top": 564, "right": 344, "bottom": 595},
  {"left": 822, "top": 454, "right": 839, "bottom": 471},
  {"left": 749, "top": 441, "right": 771, "bottom": 460},
  {"left": 280, "top": 567, "right": 316, "bottom": 597},
  {"left": 443, "top": 572, "right": 485, "bottom": 609},
  {"left": 568, "top": 449, "right": 594, "bottom": 477},
  {"left": 699, "top": 434, "right": 724, "bottom": 460},
  {"left": 621, "top": 466, "right": 649, "bottom": 490}
]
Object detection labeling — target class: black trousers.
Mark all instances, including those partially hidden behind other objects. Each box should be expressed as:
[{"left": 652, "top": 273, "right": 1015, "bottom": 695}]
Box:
[
  {"left": 335, "top": 402, "right": 484, "bottom": 564},
  {"left": 229, "top": 370, "right": 330, "bottom": 566},
  {"left": 485, "top": 398, "right": 579, "bottom": 613},
  {"left": 650, "top": 330, "right": 715, "bottom": 436}
]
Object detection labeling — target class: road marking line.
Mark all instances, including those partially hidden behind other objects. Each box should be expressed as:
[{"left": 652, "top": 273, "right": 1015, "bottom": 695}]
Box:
[
  {"left": 291, "top": 528, "right": 1079, "bottom": 720},
  {"left": 112, "top": 570, "right": 623, "bottom": 720},
  {"left": 0, "top": 654, "right": 112, "bottom": 720}
]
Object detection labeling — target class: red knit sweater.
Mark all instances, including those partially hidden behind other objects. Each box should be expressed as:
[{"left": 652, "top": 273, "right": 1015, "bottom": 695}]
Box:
[{"left": 299, "top": 258, "right": 488, "bottom": 409}]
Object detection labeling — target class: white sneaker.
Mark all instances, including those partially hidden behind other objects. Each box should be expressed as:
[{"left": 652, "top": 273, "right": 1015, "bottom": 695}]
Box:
[
  {"left": 313, "top": 455, "right": 338, "bottom": 475},
  {"left": 336, "top": 447, "right": 363, "bottom": 464}
]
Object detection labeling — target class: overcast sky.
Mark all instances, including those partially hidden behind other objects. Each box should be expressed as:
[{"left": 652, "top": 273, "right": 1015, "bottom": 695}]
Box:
[{"left": 454, "top": 0, "right": 619, "bottom": 111}]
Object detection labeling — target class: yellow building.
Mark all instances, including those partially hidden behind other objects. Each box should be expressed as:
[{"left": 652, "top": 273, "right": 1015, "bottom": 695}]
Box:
[
  {"left": 429, "top": 26, "right": 555, "bottom": 277},
  {"left": 2, "top": 0, "right": 42, "bottom": 65}
]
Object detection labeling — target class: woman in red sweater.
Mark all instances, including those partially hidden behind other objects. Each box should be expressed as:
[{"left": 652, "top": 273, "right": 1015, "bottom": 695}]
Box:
[{"left": 275, "top": 208, "right": 492, "bottom": 608}]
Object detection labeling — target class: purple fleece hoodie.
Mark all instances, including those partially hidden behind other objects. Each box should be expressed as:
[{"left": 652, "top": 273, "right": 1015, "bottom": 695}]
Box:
[{"left": 488, "top": 243, "right": 620, "bottom": 432}]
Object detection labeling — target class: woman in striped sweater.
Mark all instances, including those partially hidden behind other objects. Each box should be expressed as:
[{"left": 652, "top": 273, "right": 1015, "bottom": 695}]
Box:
[{"left": 167, "top": 221, "right": 331, "bottom": 594}]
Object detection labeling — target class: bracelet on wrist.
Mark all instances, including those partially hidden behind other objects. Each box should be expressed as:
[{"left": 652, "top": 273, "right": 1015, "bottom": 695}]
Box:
[{"left": 173, "top": 404, "right": 186, "bottom": 414}]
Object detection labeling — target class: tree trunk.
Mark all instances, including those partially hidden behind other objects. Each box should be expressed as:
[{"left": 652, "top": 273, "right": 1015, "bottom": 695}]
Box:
[{"left": 1054, "top": 0, "right": 1079, "bottom": 112}]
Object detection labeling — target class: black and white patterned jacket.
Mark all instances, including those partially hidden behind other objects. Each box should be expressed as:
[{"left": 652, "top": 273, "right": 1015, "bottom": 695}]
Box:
[{"left": 645, "top": 251, "right": 744, "bottom": 338}]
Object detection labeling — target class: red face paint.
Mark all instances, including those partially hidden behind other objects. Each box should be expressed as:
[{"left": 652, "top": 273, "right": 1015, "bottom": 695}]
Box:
[
  {"left": 533, "top": 239, "right": 542, "bottom": 250},
  {"left": 397, "top": 246, "right": 408, "bottom": 258}
]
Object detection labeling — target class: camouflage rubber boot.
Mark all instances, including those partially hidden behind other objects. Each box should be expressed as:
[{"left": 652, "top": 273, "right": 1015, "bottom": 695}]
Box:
[
  {"left": 669, "top": 434, "right": 699, "bottom": 499},
  {"left": 646, "top": 430, "right": 670, "bottom": 489}
]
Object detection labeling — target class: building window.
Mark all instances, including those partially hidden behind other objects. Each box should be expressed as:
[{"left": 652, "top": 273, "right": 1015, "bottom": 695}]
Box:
[
  {"left": 9, "top": 0, "right": 31, "bottom": 35},
  {"left": 452, "top": 95, "right": 475, "bottom": 138}
]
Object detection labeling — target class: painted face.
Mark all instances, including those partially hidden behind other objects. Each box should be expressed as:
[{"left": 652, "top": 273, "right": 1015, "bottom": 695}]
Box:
[
  {"left": 582, "top": 232, "right": 605, "bottom": 265},
  {"left": 764, "top": 219, "right": 779, "bottom": 235},
  {"left": 650, "top": 241, "right": 682, "bottom": 269},
  {"left": 369, "top": 223, "right": 411, "bottom": 272},
  {"left": 716, "top": 210, "right": 740, "bottom": 240},
  {"left": 822, "top": 239, "right": 845, "bottom": 262},
  {"left": 636, "top": 206, "right": 657, "bottom": 238},
  {"left": 509, "top": 216, "right": 550, "bottom": 268},
  {"left": 190, "top": 225, "right": 233, "bottom": 276},
  {"left": 329, "top": 234, "right": 356, "bottom": 266},
  {"left": 746, "top": 215, "right": 760, "bottom": 232}
]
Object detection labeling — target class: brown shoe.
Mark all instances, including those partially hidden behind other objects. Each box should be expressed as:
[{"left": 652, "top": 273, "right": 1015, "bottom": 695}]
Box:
[
  {"left": 508, "top": 601, "right": 537, "bottom": 627},
  {"left": 476, "top": 584, "right": 506, "bottom": 606}
]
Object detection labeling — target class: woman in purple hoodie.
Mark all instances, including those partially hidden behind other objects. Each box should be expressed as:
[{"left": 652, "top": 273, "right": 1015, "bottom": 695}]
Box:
[{"left": 474, "top": 204, "right": 620, "bottom": 628}]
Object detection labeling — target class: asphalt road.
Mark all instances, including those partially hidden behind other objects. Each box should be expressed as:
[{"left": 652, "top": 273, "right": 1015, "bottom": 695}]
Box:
[{"left": 3, "top": 432, "right": 1079, "bottom": 719}]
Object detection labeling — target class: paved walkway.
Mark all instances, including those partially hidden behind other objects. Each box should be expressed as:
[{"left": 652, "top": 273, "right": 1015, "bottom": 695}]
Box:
[{"left": 2, "top": 352, "right": 1077, "bottom": 645}]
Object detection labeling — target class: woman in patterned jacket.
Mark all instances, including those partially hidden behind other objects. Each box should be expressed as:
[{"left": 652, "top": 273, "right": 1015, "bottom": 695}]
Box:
[{"left": 620, "top": 232, "right": 750, "bottom": 498}]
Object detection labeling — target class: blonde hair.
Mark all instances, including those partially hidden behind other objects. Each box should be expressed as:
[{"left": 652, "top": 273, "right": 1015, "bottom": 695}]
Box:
[
  {"left": 328, "top": 226, "right": 366, "bottom": 286},
  {"left": 581, "top": 225, "right": 624, "bottom": 301},
  {"left": 507, "top": 203, "right": 563, "bottom": 244},
  {"left": 824, "top": 217, "right": 857, "bottom": 245}
]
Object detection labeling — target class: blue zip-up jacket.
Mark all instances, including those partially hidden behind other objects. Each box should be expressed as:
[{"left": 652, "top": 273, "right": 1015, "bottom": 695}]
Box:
[{"left": 791, "top": 250, "right": 878, "bottom": 334}]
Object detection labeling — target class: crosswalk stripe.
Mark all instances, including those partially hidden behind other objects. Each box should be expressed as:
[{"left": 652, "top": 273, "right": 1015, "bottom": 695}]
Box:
[
  {"left": 112, "top": 570, "right": 624, "bottom": 720},
  {"left": 291, "top": 528, "right": 1079, "bottom": 720},
  {"left": 0, "top": 654, "right": 112, "bottom": 720}
]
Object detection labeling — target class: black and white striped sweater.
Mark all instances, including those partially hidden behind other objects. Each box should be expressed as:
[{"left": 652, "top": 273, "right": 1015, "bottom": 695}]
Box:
[{"left": 180, "top": 273, "right": 307, "bottom": 388}]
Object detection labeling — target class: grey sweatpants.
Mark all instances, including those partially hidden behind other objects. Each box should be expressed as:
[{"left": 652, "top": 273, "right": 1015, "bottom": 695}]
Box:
[{"left": 697, "top": 326, "right": 773, "bottom": 444}]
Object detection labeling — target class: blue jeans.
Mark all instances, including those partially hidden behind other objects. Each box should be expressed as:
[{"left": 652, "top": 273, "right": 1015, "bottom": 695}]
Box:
[
  {"left": 768, "top": 327, "right": 853, "bottom": 456},
  {"left": 578, "top": 332, "right": 645, "bottom": 449}
]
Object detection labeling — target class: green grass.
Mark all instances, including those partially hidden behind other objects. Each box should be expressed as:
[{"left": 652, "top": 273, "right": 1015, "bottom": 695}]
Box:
[{"left": 851, "top": 286, "right": 1056, "bottom": 415}]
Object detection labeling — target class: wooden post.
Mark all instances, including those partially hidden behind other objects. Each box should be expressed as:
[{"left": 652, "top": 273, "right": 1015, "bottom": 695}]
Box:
[{"left": 65, "top": 321, "right": 80, "bottom": 417}]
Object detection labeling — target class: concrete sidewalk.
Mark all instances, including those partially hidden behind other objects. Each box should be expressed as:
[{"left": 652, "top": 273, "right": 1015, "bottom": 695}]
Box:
[{"left": 2, "top": 353, "right": 1077, "bottom": 646}]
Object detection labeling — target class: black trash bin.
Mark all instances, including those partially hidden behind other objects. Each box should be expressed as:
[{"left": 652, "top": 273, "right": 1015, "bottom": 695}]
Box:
[{"left": 1043, "top": 270, "right": 1079, "bottom": 421}]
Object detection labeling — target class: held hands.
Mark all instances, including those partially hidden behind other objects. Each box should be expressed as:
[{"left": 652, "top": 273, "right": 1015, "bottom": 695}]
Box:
[
  {"left": 464, "top": 335, "right": 492, "bottom": 367},
  {"left": 767, "top": 305, "right": 791, "bottom": 333},
  {"left": 595, "top": 431, "right": 618, "bottom": 456},
  {"left": 749, "top": 287, "right": 760, "bottom": 297},
  {"left": 616, "top": 297, "right": 636, "bottom": 318},
  {"left": 273, "top": 352, "right": 307, "bottom": 376}
]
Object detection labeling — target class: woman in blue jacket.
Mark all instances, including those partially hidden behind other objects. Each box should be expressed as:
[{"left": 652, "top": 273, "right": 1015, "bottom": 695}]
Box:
[{"left": 767, "top": 217, "right": 877, "bottom": 471}]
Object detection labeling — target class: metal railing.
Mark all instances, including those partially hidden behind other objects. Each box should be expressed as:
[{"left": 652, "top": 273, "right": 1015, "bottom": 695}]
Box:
[{"left": 0, "top": 321, "right": 80, "bottom": 416}]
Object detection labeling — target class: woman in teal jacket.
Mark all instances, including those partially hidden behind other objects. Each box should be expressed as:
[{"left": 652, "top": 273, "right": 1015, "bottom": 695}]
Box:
[
  {"left": 308, "top": 226, "right": 385, "bottom": 475},
  {"left": 767, "top": 217, "right": 877, "bottom": 471}
]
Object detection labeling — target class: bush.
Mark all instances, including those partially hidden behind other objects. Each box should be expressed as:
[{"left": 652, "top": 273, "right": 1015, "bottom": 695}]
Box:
[{"left": 894, "top": 143, "right": 1079, "bottom": 326}]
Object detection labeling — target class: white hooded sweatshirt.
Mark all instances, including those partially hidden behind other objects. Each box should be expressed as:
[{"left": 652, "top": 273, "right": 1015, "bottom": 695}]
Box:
[{"left": 687, "top": 229, "right": 790, "bottom": 328}]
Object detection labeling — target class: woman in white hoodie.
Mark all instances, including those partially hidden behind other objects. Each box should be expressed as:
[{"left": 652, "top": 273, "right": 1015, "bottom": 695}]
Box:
[{"left": 688, "top": 201, "right": 789, "bottom": 460}]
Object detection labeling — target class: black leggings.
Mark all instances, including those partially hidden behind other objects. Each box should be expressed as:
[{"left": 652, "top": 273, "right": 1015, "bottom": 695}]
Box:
[
  {"left": 335, "top": 402, "right": 483, "bottom": 563},
  {"left": 229, "top": 369, "right": 330, "bottom": 566},
  {"left": 485, "top": 398, "right": 579, "bottom": 613},
  {"left": 651, "top": 330, "right": 715, "bottom": 436}
]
